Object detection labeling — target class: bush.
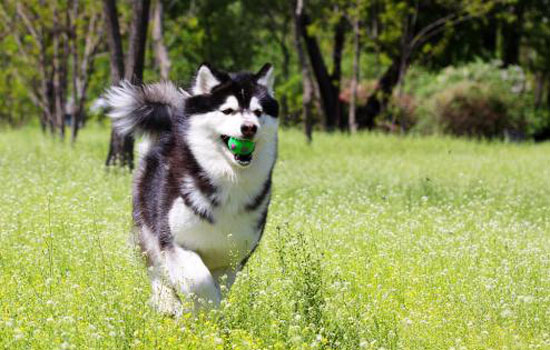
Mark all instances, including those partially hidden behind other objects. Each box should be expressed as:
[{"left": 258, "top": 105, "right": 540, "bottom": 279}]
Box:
[
  {"left": 434, "top": 82, "right": 524, "bottom": 138},
  {"left": 405, "top": 61, "right": 540, "bottom": 139}
]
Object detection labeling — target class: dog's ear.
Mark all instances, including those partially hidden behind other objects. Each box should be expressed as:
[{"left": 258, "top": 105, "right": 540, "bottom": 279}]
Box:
[
  {"left": 192, "top": 63, "right": 224, "bottom": 95},
  {"left": 255, "top": 63, "right": 275, "bottom": 96}
]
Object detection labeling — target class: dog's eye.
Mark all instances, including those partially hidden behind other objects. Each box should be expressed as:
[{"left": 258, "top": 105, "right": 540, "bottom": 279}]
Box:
[
  {"left": 253, "top": 110, "right": 263, "bottom": 117},
  {"left": 222, "top": 108, "right": 235, "bottom": 115}
]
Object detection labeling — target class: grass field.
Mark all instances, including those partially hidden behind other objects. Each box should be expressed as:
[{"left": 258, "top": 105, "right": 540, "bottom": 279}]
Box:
[{"left": 1, "top": 127, "right": 549, "bottom": 349}]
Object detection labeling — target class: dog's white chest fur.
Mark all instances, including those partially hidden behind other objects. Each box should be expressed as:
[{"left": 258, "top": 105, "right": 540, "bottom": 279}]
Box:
[{"left": 168, "top": 184, "right": 263, "bottom": 270}]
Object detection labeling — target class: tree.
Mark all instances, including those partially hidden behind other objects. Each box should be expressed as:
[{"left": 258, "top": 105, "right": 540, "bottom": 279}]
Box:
[
  {"left": 346, "top": 0, "right": 365, "bottom": 133},
  {"left": 151, "top": 0, "right": 171, "bottom": 80},
  {"left": 500, "top": 0, "right": 525, "bottom": 67},
  {"left": 295, "top": 1, "right": 347, "bottom": 131},
  {"left": 356, "top": 0, "right": 497, "bottom": 129},
  {"left": 0, "top": 0, "right": 102, "bottom": 139},
  {"left": 69, "top": 0, "right": 104, "bottom": 142},
  {"left": 103, "top": 0, "right": 151, "bottom": 169},
  {"left": 294, "top": 0, "right": 315, "bottom": 142}
]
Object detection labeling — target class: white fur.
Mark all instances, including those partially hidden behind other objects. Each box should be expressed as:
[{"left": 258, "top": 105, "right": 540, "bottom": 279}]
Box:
[
  {"left": 105, "top": 80, "right": 188, "bottom": 135},
  {"left": 105, "top": 81, "right": 141, "bottom": 135},
  {"left": 150, "top": 275, "right": 182, "bottom": 316},
  {"left": 192, "top": 66, "right": 221, "bottom": 95},
  {"left": 137, "top": 136, "right": 156, "bottom": 161},
  {"left": 250, "top": 97, "right": 262, "bottom": 114},
  {"left": 144, "top": 222, "right": 222, "bottom": 312},
  {"left": 181, "top": 178, "right": 214, "bottom": 217},
  {"left": 168, "top": 192, "right": 269, "bottom": 269},
  {"left": 257, "top": 66, "right": 275, "bottom": 96},
  {"left": 162, "top": 247, "right": 221, "bottom": 308},
  {"left": 220, "top": 96, "right": 239, "bottom": 111}
]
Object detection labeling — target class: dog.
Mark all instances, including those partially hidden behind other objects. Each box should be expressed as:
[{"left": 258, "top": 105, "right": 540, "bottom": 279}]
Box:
[{"left": 105, "top": 63, "right": 278, "bottom": 315}]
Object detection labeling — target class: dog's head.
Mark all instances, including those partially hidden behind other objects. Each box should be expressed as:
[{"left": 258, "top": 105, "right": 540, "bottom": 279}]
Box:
[{"left": 183, "top": 63, "right": 279, "bottom": 169}]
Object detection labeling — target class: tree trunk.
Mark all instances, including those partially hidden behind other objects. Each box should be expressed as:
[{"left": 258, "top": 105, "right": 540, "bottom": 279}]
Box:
[
  {"left": 70, "top": 0, "right": 79, "bottom": 143},
  {"left": 279, "top": 17, "right": 291, "bottom": 125},
  {"left": 125, "top": 0, "right": 151, "bottom": 84},
  {"left": 501, "top": 3, "right": 524, "bottom": 67},
  {"left": 356, "top": 56, "right": 401, "bottom": 129},
  {"left": 296, "top": 6, "right": 341, "bottom": 131},
  {"left": 52, "top": 8, "right": 66, "bottom": 140},
  {"left": 482, "top": 14, "right": 497, "bottom": 55},
  {"left": 103, "top": 0, "right": 150, "bottom": 169},
  {"left": 71, "top": 8, "right": 101, "bottom": 143},
  {"left": 152, "top": 0, "right": 171, "bottom": 80},
  {"left": 331, "top": 15, "right": 346, "bottom": 130},
  {"left": 280, "top": 42, "right": 290, "bottom": 125},
  {"left": 294, "top": 0, "right": 314, "bottom": 143},
  {"left": 534, "top": 72, "right": 544, "bottom": 110},
  {"left": 102, "top": 0, "right": 124, "bottom": 83},
  {"left": 349, "top": 17, "right": 360, "bottom": 134}
]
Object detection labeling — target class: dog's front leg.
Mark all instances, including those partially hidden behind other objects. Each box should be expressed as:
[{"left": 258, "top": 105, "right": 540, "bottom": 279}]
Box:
[{"left": 161, "top": 245, "right": 221, "bottom": 313}]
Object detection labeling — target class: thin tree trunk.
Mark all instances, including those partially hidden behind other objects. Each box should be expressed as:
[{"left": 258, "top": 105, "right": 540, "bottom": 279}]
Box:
[
  {"left": 264, "top": 9, "right": 291, "bottom": 123},
  {"left": 71, "top": 8, "right": 101, "bottom": 143},
  {"left": 331, "top": 15, "right": 346, "bottom": 130},
  {"left": 52, "top": 8, "right": 65, "bottom": 139},
  {"left": 349, "top": 17, "right": 360, "bottom": 134},
  {"left": 279, "top": 17, "right": 291, "bottom": 125},
  {"left": 70, "top": 0, "right": 79, "bottom": 143},
  {"left": 280, "top": 42, "right": 290, "bottom": 125},
  {"left": 534, "top": 72, "right": 544, "bottom": 109},
  {"left": 294, "top": 0, "right": 314, "bottom": 143},
  {"left": 152, "top": 0, "right": 170, "bottom": 80}
]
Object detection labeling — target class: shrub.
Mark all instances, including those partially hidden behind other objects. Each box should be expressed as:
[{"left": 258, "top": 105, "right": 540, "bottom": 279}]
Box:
[
  {"left": 406, "top": 61, "right": 537, "bottom": 138},
  {"left": 434, "top": 82, "right": 524, "bottom": 138}
]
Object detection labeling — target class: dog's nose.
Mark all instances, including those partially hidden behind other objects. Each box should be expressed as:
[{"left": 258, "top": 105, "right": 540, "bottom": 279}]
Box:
[{"left": 241, "top": 123, "right": 257, "bottom": 139}]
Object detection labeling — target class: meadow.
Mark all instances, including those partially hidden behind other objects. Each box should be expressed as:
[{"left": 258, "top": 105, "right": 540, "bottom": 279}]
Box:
[{"left": 1, "top": 127, "right": 549, "bottom": 349}]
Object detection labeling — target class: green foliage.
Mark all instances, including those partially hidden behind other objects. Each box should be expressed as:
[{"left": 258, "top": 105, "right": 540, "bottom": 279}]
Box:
[
  {"left": 0, "top": 0, "right": 548, "bottom": 138},
  {"left": 0, "top": 61, "right": 36, "bottom": 128},
  {"left": 523, "top": 0, "right": 550, "bottom": 73},
  {"left": 2, "top": 127, "right": 550, "bottom": 348},
  {"left": 403, "top": 61, "right": 548, "bottom": 138}
]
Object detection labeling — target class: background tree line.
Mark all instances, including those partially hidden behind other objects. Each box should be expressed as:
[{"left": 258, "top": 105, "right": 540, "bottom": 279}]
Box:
[{"left": 0, "top": 0, "right": 549, "bottom": 165}]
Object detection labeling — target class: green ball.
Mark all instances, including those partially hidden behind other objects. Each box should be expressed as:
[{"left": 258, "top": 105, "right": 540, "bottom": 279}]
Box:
[{"left": 227, "top": 137, "right": 255, "bottom": 155}]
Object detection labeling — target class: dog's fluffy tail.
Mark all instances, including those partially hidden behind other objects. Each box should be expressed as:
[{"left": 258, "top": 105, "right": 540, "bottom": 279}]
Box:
[{"left": 104, "top": 80, "right": 189, "bottom": 136}]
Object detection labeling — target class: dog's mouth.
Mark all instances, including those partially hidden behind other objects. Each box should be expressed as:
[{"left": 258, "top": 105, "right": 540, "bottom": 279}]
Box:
[{"left": 220, "top": 135, "right": 255, "bottom": 167}]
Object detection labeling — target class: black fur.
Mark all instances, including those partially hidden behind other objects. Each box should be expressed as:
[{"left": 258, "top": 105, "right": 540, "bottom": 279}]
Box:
[
  {"left": 185, "top": 72, "right": 278, "bottom": 118},
  {"left": 245, "top": 177, "right": 272, "bottom": 211}
]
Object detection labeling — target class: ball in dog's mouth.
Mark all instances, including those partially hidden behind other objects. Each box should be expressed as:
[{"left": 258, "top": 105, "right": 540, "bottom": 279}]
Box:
[{"left": 220, "top": 135, "right": 255, "bottom": 166}]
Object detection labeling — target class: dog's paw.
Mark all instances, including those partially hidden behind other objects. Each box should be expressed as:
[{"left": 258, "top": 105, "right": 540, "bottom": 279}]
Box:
[{"left": 150, "top": 279, "right": 183, "bottom": 317}]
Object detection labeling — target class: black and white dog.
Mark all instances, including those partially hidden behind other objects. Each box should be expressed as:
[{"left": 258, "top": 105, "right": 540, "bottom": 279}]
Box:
[{"left": 105, "top": 63, "right": 278, "bottom": 315}]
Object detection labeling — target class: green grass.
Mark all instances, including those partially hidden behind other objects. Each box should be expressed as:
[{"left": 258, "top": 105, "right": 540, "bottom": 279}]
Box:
[{"left": 1, "top": 127, "right": 550, "bottom": 349}]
